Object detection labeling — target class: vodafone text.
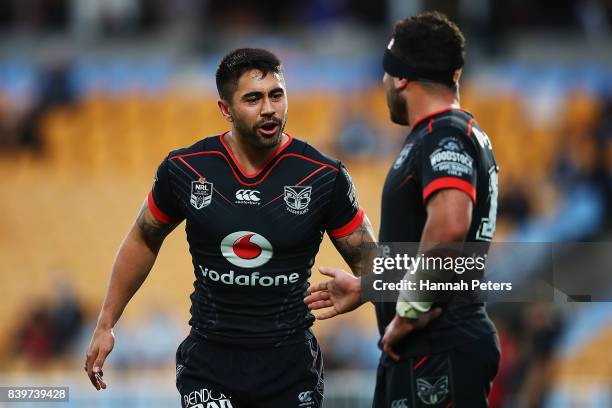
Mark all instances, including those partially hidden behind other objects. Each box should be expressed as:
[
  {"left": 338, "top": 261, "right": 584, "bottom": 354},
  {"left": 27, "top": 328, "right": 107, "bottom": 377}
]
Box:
[{"left": 198, "top": 265, "right": 299, "bottom": 286}]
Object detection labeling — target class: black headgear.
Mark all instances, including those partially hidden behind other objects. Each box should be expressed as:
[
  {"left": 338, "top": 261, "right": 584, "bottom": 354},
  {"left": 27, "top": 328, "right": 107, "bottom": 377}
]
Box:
[{"left": 383, "top": 38, "right": 459, "bottom": 87}]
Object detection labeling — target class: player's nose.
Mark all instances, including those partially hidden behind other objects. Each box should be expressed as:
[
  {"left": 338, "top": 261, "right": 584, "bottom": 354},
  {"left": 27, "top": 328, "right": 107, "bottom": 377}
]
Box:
[{"left": 260, "top": 96, "right": 275, "bottom": 116}]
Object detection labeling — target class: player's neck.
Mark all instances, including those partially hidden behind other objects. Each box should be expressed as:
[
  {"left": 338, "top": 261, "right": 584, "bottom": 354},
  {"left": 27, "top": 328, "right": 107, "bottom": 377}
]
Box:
[
  {"left": 225, "top": 131, "right": 288, "bottom": 174},
  {"left": 408, "top": 88, "right": 460, "bottom": 128}
]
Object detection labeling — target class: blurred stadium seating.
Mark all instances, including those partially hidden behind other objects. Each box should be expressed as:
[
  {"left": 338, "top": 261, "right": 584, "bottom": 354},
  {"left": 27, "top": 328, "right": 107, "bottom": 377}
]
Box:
[{"left": 0, "top": 1, "right": 611, "bottom": 407}]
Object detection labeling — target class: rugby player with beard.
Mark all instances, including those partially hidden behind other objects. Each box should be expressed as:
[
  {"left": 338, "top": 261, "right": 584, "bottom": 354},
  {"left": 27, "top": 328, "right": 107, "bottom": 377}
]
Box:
[{"left": 85, "top": 48, "right": 376, "bottom": 408}]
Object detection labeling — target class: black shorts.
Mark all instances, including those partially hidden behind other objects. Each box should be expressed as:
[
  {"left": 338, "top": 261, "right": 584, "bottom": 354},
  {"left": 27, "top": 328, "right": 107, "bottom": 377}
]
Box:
[
  {"left": 175, "top": 334, "right": 324, "bottom": 408},
  {"left": 373, "top": 334, "right": 500, "bottom": 408}
]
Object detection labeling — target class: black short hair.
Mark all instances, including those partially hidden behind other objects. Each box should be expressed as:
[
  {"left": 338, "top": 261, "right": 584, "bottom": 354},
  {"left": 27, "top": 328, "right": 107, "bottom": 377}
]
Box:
[
  {"left": 390, "top": 11, "right": 465, "bottom": 86},
  {"left": 215, "top": 48, "right": 282, "bottom": 102}
]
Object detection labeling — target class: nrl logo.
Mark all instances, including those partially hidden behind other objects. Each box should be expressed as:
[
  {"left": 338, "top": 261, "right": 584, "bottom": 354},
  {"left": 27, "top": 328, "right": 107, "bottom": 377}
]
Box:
[
  {"left": 190, "top": 178, "right": 213, "bottom": 209},
  {"left": 284, "top": 186, "right": 312, "bottom": 215}
]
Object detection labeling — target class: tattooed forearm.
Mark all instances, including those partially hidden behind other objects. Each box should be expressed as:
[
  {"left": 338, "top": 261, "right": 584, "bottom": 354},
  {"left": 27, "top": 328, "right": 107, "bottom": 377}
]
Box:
[
  {"left": 135, "top": 202, "right": 178, "bottom": 253},
  {"left": 331, "top": 215, "right": 377, "bottom": 276}
]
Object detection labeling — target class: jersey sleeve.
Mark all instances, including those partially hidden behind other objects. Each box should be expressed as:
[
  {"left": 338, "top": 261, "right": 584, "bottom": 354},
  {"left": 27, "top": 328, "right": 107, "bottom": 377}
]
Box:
[
  {"left": 325, "top": 163, "right": 365, "bottom": 239},
  {"left": 147, "top": 156, "right": 184, "bottom": 224},
  {"left": 421, "top": 127, "right": 478, "bottom": 204}
]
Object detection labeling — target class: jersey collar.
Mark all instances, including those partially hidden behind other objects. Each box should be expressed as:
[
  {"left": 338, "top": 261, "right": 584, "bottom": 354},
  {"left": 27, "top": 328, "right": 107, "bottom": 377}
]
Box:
[
  {"left": 220, "top": 131, "right": 293, "bottom": 179},
  {"left": 411, "top": 107, "right": 473, "bottom": 131}
]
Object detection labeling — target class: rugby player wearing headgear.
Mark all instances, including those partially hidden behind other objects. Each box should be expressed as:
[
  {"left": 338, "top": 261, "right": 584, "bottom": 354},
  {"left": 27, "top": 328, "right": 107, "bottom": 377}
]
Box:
[{"left": 306, "top": 12, "right": 500, "bottom": 407}]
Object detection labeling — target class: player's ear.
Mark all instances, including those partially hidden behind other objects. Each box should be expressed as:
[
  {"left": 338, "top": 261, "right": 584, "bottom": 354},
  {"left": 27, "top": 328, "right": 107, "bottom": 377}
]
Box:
[
  {"left": 394, "top": 77, "right": 408, "bottom": 91},
  {"left": 217, "top": 99, "right": 233, "bottom": 122},
  {"left": 453, "top": 68, "right": 462, "bottom": 84}
]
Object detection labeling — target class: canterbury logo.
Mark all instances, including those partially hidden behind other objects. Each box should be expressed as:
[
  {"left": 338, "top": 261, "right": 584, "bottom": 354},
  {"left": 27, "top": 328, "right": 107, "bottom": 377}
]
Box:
[
  {"left": 391, "top": 398, "right": 408, "bottom": 408},
  {"left": 235, "top": 189, "right": 260, "bottom": 202}
]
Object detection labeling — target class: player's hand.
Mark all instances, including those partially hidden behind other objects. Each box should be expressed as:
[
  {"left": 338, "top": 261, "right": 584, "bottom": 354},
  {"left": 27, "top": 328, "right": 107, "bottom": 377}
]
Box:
[
  {"left": 85, "top": 326, "right": 115, "bottom": 390},
  {"left": 381, "top": 309, "right": 442, "bottom": 361},
  {"left": 304, "top": 266, "right": 362, "bottom": 319}
]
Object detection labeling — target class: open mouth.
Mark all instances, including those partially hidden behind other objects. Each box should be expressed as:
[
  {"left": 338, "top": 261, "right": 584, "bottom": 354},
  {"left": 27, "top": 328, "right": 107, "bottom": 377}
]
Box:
[{"left": 257, "top": 122, "right": 279, "bottom": 136}]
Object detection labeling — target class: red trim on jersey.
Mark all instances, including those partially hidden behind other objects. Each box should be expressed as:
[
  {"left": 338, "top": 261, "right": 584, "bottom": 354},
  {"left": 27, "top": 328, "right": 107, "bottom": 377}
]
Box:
[
  {"left": 147, "top": 191, "right": 180, "bottom": 224},
  {"left": 466, "top": 117, "right": 474, "bottom": 136},
  {"left": 423, "top": 177, "right": 476, "bottom": 204},
  {"left": 428, "top": 119, "right": 435, "bottom": 134},
  {"left": 414, "top": 355, "right": 430, "bottom": 369},
  {"left": 411, "top": 107, "right": 472, "bottom": 131},
  {"left": 177, "top": 156, "right": 204, "bottom": 178},
  {"left": 174, "top": 151, "right": 243, "bottom": 185},
  {"left": 220, "top": 131, "right": 293, "bottom": 178},
  {"left": 175, "top": 157, "right": 234, "bottom": 206},
  {"left": 262, "top": 165, "right": 329, "bottom": 207},
  {"left": 294, "top": 165, "right": 329, "bottom": 187},
  {"left": 170, "top": 151, "right": 338, "bottom": 187},
  {"left": 328, "top": 208, "right": 365, "bottom": 239},
  {"left": 271, "top": 153, "right": 338, "bottom": 173},
  {"left": 393, "top": 173, "right": 414, "bottom": 193},
  {"left": 212, "top": 188, "right": 234, "bottom": 205}
]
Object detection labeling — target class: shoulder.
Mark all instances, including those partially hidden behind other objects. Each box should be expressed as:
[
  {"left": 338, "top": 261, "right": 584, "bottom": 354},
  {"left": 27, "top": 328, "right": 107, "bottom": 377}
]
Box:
[
  {"left": 288, "top": 136, "right": 342, "bottom": 171},
  {"left": 429, "top": 110, "right": 475, "bottom": 137},
  {"left": 425, "top": 111, "right": 478, "bottom": 151},
  {"left": 167, "top": 135, "right": 222, "bottom": 160}
]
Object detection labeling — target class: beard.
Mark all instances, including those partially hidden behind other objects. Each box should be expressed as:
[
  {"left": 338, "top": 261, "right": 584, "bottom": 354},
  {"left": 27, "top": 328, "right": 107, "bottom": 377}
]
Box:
[
  {"left": 233, "top": 115, "right": 286, "bottom": 150},
  {"left": 386, "top": 89, "right": 409, "bottom": 126}
]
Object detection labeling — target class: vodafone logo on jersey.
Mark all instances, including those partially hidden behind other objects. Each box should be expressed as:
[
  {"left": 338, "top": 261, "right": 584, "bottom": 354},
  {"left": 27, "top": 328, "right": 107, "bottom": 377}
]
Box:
[{"left": 220, "top": 231, "right": 273, "bottom": 268}]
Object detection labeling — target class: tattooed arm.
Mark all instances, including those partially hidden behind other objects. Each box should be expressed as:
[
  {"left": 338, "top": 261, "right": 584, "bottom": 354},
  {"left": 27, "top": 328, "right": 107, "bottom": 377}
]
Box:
[
  {"left": 98, "top": 199, "right": 180, "bottom": 328},
  {"left": 304, "top": 215, "right": 377, "bottom": 320},
  {"left": 85, "top": 200, "right": 180, "bottom": 390},
  {"left": 329, "top": 214, "right": 377, "bottom": 277}
]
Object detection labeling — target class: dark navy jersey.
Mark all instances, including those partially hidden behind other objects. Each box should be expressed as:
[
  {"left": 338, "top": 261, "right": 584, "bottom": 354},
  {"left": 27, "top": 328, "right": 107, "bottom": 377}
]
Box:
[
  {"left": 148, "top": 133, "right": 364, "bottom": 347},
  {"left": 377, "top": 108, "right": 499, "bottom": 357}
]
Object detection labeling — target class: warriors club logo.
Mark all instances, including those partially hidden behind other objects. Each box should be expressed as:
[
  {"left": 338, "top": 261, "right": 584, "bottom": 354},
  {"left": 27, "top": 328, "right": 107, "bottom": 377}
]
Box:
[
  {"left": 284, "top": 186, "right": 312, "bottom": 215},
  {"left": 416, "top": 376, "right": 449, "bottom": 405}
]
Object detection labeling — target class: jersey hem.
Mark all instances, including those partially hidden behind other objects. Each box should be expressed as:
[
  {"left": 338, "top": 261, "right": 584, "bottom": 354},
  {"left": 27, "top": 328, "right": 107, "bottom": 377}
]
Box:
[{"left": 188, "top": 326, "right": 315, "bottom": 348}]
